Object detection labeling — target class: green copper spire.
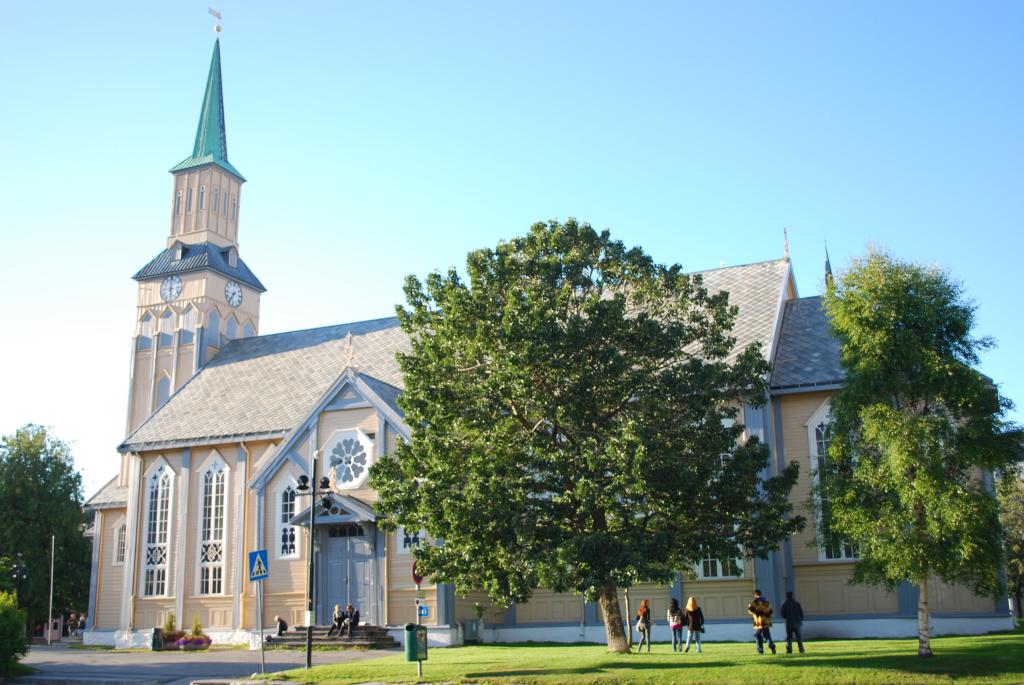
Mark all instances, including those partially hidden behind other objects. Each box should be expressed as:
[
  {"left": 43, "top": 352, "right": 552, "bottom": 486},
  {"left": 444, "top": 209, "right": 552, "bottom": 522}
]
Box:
[{"left": 169, "top": 39, "right": 246, "bottom": 181}]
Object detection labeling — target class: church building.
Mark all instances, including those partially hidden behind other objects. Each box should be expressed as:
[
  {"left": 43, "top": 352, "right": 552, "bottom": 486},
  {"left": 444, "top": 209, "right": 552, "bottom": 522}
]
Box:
[{"left": 83, "top": 40, "right": 1014, "bottom": 648}]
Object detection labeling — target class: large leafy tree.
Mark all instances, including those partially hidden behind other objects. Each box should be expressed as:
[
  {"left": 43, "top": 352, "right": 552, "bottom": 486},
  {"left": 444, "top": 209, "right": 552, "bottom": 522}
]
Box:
[
  {"left": 998, "top": 466, "right": 1024, "bottom": 618},
  {"left": 0, "top": 425, "right": 91, "bottom": 626},
  {"left": 821, "top": 250, "right": 1020, "bottom": 657},
  {"left": 371, "top": 219, "right": 803, "bottom": 652}
]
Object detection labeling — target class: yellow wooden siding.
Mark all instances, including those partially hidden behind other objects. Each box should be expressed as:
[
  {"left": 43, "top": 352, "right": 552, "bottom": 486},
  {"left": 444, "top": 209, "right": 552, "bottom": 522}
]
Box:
[
  {"left": 794, "top": 563, "right": 897, "bottom": 615},
  {"left": 94, "top": 509, "right": 126, "bottom": 629},
  {"left": 685, "top": 578, "right": 753, "bottom": 619},
  {"left": 778, "top": 391, "right": 833, "bottom": 565},
  {"left": 515, "top": 590, "right": 585, "bottom": 624},
  {"left": 928, "top": 577, "right": 994, "bottom": 613}
]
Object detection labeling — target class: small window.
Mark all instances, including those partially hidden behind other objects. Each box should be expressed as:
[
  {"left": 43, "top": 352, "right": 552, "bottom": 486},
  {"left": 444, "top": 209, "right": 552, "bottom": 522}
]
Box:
[
  {"left": 212, "top": 187, "right": 219, "bottom": 212},
  {"left": 697, "top": 553, "right": 743, "bottom": 579},
  {"left": 138, "top": 313, "right": 154, "bottom": 350},
  {"left": 174, "top": 191, "right": 182, "bottom": 215},
  {"left": 114, "top": 523, "right": 127, "bottom": 565},
  {"left": 222, "top": 193, "right": 228, "bottom": 217},
  {"left": 198, "top": 185, "right": 206, "bottom": 210},
  {"left": 328, "top": 524, "right": 365, "bottom": 538},
  {"left": 186, "top": 188, "right": 193, "bottom": 213},
  {"left": 279, "top": 487, "right": 298, "bottom": 559},
  {"left": 158, "top": 310, "right": 174, "bottom": 347},
  {"left": 242, "top": 322, "right": 255, "bottom": 338},
  {"left": 230, "top": 197, "right": 237, "bottom": 221},
  {"left": 180, "top": 306, "right": 196, "bottom": 344}
]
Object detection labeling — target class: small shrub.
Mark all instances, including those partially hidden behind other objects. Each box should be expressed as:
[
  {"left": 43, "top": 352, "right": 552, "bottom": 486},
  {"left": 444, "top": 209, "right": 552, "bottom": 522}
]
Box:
[
  {"left": 162, "top": 612, "right": 176, "bottom": 634},
  {"left": 190, "top": 615, "right": 204, "bottom": 638},
  {"left": 180, "top": 615, "right": 211, "bottom": 650},
  {"left": 0, "top": 591, "right": 28, "bottom": 676}
]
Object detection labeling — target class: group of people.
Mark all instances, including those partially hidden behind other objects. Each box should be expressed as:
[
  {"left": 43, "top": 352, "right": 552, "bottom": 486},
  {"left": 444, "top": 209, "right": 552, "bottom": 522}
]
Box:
[
  {"left": 326, "top": 603, "right": 360, "bottom": 638},
  {"left": 630, "top": 590, "right": 806, "bottom": 655}
]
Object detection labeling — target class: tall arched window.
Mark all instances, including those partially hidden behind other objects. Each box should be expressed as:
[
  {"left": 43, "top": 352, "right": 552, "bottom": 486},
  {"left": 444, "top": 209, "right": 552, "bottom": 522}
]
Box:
[
  {"left": 223, "top": 317, "right": 237, "bottom": 346},
  {"left": 230, "top": 197, "right": 237, "bottom": 221},
  {"left": 222, "top": 192, "right": 228, "bottom": 217},
  {"left": 138, "top": 313, "right": 154, "bottom": 351},
  {"left": 180, "top": 306, "right": 196, "bottom": 345},
  {"left": 206, "top": 308, "right": 221, "bottom": 349},
  {"left": 212, "top": 187, "right": 220, "bottom": 213},
  {"left": 279, "top": 486, "right": 298, "bottom": 559},
  {"left": 158, "top": 310, "right": 174, "bottom": 347},
  {"left": 198, "top": 185, "right": 206, "bottom": 210},
  {"left": 155, "top": 374, "right": 171, "bottom": 409},
  {"left": 243, "top": 322, "right": 255, "bottom": 338},
  {"left": 199, "top": 461, "right": 227, "bottom": 594},
  {"left": 186, "top": 188, "right": 193, "bottom": 213},
  {"left": 143, "top": 465, "right": 172, "bottom": 596},
  {"left": 175, "top": 190, "right": 182, "bottom": 215},
  {"left": 114, "top": 522, "right": 127, "bottom": 565},
  {"left": 807, "top": 402, "right": 858, "bottom": 561}
]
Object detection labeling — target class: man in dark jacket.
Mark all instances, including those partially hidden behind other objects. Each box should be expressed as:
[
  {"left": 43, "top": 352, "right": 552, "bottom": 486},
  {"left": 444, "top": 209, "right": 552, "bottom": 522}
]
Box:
[
  {"left": 779, "top": 591, "right": 805, "bottom": 653},
  {"left": 342, "top": 604, "right": 360, "bottom": 638}
]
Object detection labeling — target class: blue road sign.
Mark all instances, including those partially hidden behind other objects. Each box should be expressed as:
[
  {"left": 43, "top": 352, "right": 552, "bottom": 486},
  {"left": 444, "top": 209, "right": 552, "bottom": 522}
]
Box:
[
  {"left": 419, "top": 605, "right": 429, "bottom": 618},
  {"left": 248, "top": 549, "right": 269, "bottom": 582}
]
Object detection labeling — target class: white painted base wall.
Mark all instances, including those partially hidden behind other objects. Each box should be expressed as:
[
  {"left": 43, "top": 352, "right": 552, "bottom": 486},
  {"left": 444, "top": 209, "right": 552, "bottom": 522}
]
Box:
[{"left": 386, "top": 624, "right": 463, "bottom": 648}]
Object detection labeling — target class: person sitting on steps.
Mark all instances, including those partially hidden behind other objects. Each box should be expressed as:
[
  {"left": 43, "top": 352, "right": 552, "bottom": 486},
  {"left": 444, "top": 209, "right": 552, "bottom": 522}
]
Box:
[
  {"left": 342, "top": 604, "right": 360, "bottom": 638},
  {"left": 326, "top": 604, "right": 345, "bottom": 637}
]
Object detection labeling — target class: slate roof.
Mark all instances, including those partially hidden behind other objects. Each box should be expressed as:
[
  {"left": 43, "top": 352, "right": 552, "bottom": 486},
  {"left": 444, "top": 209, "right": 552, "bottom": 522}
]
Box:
[
  {"left": 132, "top": 242, "right": 266, "bottom": 292},
  {"left": 84, "top": 477, "right": 128, "bottom": 510},
  {"left": 120, "top": 317, "right": 408, "bottom": 451},
  {"left": 770, "top": 295, "right": 844, "bottom": 392},
  {"left": 689, "top": 258, "right": 792, "bottom": 363},
  {"left": 120, "top": 259, "right": 792, "bottom": 452}
]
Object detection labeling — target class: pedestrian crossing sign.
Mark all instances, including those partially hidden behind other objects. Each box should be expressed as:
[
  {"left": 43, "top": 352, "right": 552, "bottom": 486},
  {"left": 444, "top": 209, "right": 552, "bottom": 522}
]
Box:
[{"left": 248, "top": 549, "right": 269, "bottom": 581}]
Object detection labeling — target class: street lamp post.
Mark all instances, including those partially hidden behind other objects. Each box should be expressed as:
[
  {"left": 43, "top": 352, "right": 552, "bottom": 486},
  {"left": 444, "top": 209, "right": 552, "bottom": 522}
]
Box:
[
  {"left": 295, "top": 458, "right": 333, "bottom": 670},
  {"left": 11, "top": 552, "right": 27, "bottom": 602}
]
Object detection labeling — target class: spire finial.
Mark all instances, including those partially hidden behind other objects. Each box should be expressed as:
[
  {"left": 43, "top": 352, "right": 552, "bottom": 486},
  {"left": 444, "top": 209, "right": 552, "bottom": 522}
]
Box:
[
  {"left": 209, "top": 7, "right": 222, "bottom": 35},
  {"left": 824, "top": 240, "right": 834, "bottom": 289},
  {"left": 783, "top": 227, "right": 790, "bottom": 261}
]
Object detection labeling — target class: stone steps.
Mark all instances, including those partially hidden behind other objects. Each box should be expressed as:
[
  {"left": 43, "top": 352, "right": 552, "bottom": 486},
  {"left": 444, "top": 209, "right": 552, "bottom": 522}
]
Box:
[{"left": 266, "top": 624, "right": 399, "bottom": 649}]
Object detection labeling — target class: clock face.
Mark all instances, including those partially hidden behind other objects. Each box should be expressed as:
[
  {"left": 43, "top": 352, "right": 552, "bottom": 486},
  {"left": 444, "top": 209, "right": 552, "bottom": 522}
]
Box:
[
  {"left": 160, "top": 275, "right": 182, "bottom": 302},
  {"left": 225, "top": 280, "right": 243, "bottom": 308}
]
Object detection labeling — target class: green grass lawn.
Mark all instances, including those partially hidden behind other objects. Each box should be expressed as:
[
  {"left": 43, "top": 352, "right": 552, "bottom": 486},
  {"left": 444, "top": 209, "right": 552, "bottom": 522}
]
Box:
[{"left": 262, "top": 630, "right": 1024, "bottom": 684}]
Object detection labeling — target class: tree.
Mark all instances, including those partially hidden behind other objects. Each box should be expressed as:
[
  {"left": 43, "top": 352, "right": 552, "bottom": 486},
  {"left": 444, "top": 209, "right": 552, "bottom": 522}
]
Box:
[
  {"left": 0, "top": 426, "right": 91, "bottom": 627},
  {"left": 371, "top": 219, "right": 803, "bottom": 652},
  {"left": 998, "top": 466, "right": 1024, "bottom": 618},
  {"left": 821, "top": 249, "right": 1020, "bottom": 657}
]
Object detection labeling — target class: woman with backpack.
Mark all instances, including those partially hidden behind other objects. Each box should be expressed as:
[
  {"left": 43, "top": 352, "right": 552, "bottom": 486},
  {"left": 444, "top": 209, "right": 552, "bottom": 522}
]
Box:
[
  {"left": 684, "top": 596, "right": 704, "bottom": 653},
  {"left": 635, "top": 599, "right": 652, "bottom": 653},
  {"left": 667, "top": 598, "right": 685, "bottom": 652}
]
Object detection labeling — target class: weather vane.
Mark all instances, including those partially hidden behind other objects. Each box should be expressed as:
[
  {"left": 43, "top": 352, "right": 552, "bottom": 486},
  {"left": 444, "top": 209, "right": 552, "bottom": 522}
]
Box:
[{"left": 209, "top": 7, "right": 222, "bottom": 35}]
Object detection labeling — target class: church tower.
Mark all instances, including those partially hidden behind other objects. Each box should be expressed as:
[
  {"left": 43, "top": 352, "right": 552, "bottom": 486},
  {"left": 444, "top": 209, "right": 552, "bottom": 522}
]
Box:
[{"left": 124, "top": 39, "right": 265, "bottom": 436}]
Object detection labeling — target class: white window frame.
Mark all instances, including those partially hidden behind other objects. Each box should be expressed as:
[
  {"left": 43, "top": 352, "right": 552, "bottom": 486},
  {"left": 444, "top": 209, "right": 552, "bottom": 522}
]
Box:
[
  {"left": 694, "top": 550, "right": 744, "bottom": 579},
  {"left": 276, "top": 479, "right": 300, "bottom": 560},
  {"left": 196, "top": 453, "right": 230, "bottom": 595},
  {"left": 141, "top": 459, "right": 175, "bottom": 597},
  {"left": 806, "top": 399, "right": 858, "bottom": 561},
  {"left": 112, "top": 518, "right": 126, "bottom": 566}
]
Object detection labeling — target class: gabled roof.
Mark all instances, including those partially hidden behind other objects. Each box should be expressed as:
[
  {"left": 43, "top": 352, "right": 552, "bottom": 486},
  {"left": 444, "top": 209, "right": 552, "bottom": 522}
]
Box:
[
  {"left": 690, "top": 258, "right": 793, "bottom": 363},
  {"left": 169, "top": 39, "right": 245, "bottom": 181},
  {"left": 84, "top": 476, "right": 128, "bottom": 510},
  {"left": 770, "top": 295, "right": 844, "bottom": 393},
  {"left": 132, "top": 241, "right": 266, "bottom": 292},
  {"left": 119, "top": 317, "right": 408, "bottom": 452}
]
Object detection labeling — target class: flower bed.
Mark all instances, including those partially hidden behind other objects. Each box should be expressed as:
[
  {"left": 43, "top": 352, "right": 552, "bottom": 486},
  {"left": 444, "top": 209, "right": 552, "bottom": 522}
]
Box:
[{"left": 176, "top": 635, "right": 211, "bottom": 651}]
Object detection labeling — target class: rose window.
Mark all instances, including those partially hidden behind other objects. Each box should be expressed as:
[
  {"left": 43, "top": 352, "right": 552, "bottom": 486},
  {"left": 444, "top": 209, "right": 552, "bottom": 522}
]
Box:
[{"left": 330, "top": 437, "right": 368, "bottom": 484}]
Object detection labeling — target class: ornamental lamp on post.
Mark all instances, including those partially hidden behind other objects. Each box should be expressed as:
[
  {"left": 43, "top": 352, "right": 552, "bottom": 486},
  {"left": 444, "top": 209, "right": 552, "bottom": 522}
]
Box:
[
  {"left": 11, "top": 552, "right": 27, "bottom": 603},
  {"left": 295, "top": 457, "right": 333, "bottom": 669}
]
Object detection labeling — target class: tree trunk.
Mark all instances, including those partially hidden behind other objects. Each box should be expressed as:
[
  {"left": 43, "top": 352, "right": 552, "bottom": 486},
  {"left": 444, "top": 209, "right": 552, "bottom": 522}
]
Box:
[
  {"left": 623, "top": 587, "right": 632, "bottom": 649},
  {"left": 598, "top": 584, "right": 630, "bottom": 653},
  {"left": 918, "top": 578, "right": 933, "bottom": 657}
]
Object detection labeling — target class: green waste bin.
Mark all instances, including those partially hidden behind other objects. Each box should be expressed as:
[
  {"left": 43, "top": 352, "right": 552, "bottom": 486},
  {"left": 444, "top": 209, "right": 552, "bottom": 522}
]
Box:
[{"left": 404, "top": 623, "right": 428, "bottom": 661}]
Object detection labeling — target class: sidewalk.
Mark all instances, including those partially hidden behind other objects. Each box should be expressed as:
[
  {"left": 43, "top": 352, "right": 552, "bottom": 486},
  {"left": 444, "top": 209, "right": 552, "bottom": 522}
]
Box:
[{"left": 16, "top": 642, "right": 394, "bottom": 685}]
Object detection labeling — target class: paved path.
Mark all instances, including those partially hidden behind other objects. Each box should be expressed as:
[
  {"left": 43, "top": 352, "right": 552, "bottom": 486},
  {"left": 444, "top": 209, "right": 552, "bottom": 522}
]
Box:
[{"left": 18, "top": 643, "right": 395, "bottom": 685}]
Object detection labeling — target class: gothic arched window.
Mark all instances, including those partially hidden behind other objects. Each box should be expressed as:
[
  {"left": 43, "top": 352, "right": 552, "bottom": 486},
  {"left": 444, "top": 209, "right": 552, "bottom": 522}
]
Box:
[
  {"left": 180, "top": 306, "right": 196, "bottom": 345},
  {"left": 175, "top": 190, "right": 182, "bottom": 215},
  {"left": 158, "top": 310, "right": 174, "bottom": 347},
  {"left": 114, "top": 522, "right": 126, "bottom": 565},
  {"left": 143, "top": 465, "right": 172, "bottom": 596},
  {"left": 223, "top": 317, "right": 237, "bottom": 346},
  {"left": 206, "top": 308, "right": 221, "bottom": 349},
  {"left": 212, "top": 187, "right": 220, "bottom": 213},
  {"left": 279, "top": 486, "right": 298, "bottom": 559},
  {"left": 243, "top": 322, "right": 255, "bottom": 338},
  {"left": 138, "top": 313, "right": 154, "bottom": 351},
  {"left": 199, "top": 461, "right": 227, "bottom": 594},
  {"left": 155, "top": 374, "right": 170, "bottom": 409},
  {"left": 198, "top": 185, "right": 206, "bottom": 211}
]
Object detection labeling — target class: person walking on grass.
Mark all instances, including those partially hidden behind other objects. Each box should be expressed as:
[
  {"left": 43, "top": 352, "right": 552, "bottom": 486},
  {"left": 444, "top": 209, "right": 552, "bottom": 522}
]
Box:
[
  {"left": 780, "top": 590, "right": 805, "bottom": 654},
  {"left": 684, "top": 596, "right": 704, "bottom": 653},
  {"left": 667, "top": 598, "right": 685, "bottom": 652},
  {"left": 635, "top": 599, "right": 652, "bottom": 653},
  {"left": 747, "top": 589, "right": 776, "bottom": 655}
]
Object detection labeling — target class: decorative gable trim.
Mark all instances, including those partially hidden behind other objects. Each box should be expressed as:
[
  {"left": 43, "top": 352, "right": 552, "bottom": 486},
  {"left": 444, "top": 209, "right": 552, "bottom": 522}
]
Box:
[{"left": 289, "top": 492, "right": 378, "bottom": 526}]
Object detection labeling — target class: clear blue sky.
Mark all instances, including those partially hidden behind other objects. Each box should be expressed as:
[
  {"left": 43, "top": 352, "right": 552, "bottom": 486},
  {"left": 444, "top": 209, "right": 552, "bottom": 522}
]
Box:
[{"left": 1, "top": 2, "right": 1021, "bottom": 496}]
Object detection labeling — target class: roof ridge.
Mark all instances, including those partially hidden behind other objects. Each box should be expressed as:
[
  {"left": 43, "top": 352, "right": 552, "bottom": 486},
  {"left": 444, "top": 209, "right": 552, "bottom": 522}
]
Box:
[
  {"left": 688, "top": 257, "right": 788, "bottom": 276},
  {"left": 249, "top": 316, "right": 401, "bottom": 342}
]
